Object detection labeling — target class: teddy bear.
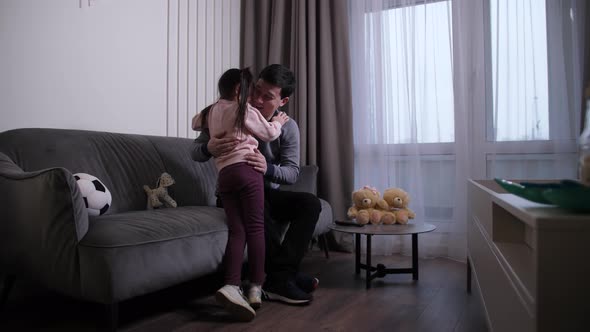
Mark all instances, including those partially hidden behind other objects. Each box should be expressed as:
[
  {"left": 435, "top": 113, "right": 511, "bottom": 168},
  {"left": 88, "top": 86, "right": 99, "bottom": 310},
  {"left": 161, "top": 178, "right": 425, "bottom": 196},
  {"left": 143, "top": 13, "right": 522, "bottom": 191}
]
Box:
[
  {"left": 378, "top": 205, "right": 397, "bottom": 225},
  {"left": 382, "top": 187, "right": 415, "bottom": 224},
  {"left": 347, "top": 186, "right": 389, "bottom": 225},
  {"left": 143, "top": 172, "right": 178, "bottom": 209}
]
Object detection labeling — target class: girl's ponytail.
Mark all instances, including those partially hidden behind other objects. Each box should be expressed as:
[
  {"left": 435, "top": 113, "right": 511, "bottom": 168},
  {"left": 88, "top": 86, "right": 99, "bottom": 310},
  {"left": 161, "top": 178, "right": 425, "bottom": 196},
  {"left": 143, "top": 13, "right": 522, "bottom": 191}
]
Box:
[{"left": 235, "top": 67, "right": 253, "bottom": 135}]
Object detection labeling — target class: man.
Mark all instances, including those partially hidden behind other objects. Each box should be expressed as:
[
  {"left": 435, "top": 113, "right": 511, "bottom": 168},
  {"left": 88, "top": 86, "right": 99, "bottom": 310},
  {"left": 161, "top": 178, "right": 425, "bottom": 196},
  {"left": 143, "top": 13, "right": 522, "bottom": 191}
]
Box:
[{"left": 191, "top": 64, "right": 321, "bottom": 307}]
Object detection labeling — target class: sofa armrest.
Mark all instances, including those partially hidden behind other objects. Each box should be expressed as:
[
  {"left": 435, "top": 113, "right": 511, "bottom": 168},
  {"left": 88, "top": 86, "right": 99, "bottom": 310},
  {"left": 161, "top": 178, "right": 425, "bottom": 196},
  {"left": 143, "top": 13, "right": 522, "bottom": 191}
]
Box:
[
  {"left": 280, "top": 165, "right": 333, "bottom": 239},
  {"left": 0, "top": 152, "right": 88, "bottom": 283},
  {"left": 280, "top": 165, "right": 318, "bottom": 195}
]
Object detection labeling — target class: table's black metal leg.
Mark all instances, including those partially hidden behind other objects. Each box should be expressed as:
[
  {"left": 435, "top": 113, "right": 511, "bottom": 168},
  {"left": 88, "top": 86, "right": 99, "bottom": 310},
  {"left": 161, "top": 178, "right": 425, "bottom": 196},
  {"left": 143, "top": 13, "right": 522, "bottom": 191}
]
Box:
[
  {"left": 412, "top": 233, "right": 418, "bottom": 280},
  {"left": 366, "top": 234, "right": 372, "bottom": 289},
  {"left": 355, "top": 234, "right": 361, "bottom": 275},
  {"left": 106, "top": 302, "right": 118, "bottom": 332},
  {"left": 467, "top": 256, "right": 472, "bottom": 293},
  {"left": 1, "top": 274, "right": 15, "bottom": 310}
]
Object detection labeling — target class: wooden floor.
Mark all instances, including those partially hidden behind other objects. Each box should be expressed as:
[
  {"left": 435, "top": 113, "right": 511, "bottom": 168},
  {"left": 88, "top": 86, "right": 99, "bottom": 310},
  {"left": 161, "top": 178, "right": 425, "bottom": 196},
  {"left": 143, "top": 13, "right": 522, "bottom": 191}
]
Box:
[{"left": 1, "top": 250, "right": 488, "bottom": 332}]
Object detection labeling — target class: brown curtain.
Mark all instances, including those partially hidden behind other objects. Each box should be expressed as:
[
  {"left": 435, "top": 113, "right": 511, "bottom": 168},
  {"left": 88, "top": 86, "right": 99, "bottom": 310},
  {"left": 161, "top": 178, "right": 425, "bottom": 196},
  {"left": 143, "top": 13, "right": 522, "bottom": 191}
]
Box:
[{"left": 240, "top": 0, "right": 354, "bottom": 249}]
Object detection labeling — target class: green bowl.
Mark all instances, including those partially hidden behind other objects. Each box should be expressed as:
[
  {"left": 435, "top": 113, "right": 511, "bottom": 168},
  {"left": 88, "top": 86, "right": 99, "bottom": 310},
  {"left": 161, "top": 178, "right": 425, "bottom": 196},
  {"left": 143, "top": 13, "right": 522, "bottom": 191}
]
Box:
[
  {"left": 494, "top": 178, "right": 557, "bottom": 204},
  {"left": 542, "top": 187, "right": 590, "bottom": 212},
  {"left": 494, "top": 178, "right": 590, "bottom": 212}
]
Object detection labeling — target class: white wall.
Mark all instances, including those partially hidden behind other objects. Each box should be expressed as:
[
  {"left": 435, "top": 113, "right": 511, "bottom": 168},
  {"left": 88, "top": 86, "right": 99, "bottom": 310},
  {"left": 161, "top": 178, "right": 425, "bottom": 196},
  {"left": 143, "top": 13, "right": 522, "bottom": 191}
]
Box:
[
  {"left": 0, "top": 0, "right": 240, "bottom": 137},
  {"left": 166, "top": 0, "right": 241, "bottom": 138}
]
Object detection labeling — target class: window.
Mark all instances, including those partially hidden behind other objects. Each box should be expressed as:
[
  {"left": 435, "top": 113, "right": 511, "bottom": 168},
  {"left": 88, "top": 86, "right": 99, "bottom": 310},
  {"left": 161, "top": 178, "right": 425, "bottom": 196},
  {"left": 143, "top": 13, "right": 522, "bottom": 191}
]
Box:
[
  {"left": 489, "top": 0, "right": 549, "bottom": 141},
  {"left": 364, "top": 1, "right": 454, "bottom": 144},
  {"left": 350, "top": 0, "right": 582, "bottom": 259}
]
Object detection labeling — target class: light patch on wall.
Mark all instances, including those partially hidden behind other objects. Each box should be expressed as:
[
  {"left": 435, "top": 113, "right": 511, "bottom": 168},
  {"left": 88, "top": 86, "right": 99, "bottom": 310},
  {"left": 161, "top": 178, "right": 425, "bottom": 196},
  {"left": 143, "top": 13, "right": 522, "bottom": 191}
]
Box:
[{"left": 80, "top": 0, "right": 98, "bottom": 8}]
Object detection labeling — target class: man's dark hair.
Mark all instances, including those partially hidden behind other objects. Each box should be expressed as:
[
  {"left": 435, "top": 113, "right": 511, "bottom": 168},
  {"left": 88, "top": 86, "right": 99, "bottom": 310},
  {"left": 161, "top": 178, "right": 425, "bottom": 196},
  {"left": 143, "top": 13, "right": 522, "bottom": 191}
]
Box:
[{"left": 258, "top": 64, "right": 296, "bottom": 99}]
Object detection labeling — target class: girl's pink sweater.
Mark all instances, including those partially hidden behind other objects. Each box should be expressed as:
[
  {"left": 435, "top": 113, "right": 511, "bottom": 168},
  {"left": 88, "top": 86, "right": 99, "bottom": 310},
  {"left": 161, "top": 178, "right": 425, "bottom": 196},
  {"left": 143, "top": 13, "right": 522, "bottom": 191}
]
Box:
[{"left": 194, "top": 99, "right": 282, "bottom": 171}]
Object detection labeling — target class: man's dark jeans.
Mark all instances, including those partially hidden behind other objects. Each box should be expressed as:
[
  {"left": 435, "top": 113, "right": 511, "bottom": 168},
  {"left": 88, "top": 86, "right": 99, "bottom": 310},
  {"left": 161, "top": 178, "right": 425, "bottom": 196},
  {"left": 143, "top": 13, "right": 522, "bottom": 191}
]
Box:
[{"left": 263, "top": 188, "right": 321, "bottom": 283}]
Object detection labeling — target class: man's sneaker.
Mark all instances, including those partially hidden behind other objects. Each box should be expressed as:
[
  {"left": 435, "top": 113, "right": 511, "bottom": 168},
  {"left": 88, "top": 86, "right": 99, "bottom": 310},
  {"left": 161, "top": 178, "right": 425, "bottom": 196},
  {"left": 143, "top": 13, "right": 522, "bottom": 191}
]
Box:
[
  {"left": 295, "top": 272, "right": 319, "bottom": 293},
  {"left": 215, "top": 285, "right": 256, "bottom": 321},
  {"left": 247, "top": 284, "right": 262, "bottom": 309},
  {"left": 263, "top": 279, "right": 312, "bottom": 305}
]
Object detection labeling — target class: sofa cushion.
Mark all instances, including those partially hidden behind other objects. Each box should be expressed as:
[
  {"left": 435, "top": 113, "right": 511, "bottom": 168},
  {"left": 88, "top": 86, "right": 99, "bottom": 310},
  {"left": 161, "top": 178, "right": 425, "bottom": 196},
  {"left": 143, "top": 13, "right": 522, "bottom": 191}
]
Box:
[
  {"left": 78, "top": 206, "right": 228, "bottom": 303},
  {"left": 80, "top": 206, "right": 226, "bottom": 246}
]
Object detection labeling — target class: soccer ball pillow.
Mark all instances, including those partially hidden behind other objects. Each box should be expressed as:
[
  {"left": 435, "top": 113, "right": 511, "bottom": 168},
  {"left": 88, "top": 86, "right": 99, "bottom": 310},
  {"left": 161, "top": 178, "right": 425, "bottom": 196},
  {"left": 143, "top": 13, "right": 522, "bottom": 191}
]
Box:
[{"left": 74, "top": 173, "right": 112, "bottom": 216}]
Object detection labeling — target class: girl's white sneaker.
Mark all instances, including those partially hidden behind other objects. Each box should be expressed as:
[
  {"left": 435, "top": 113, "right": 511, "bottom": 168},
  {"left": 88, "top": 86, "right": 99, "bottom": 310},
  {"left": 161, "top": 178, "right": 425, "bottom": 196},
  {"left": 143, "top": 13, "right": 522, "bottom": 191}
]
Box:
[{"left": 215, "top": 285, "right": 255, "bottom": 321}]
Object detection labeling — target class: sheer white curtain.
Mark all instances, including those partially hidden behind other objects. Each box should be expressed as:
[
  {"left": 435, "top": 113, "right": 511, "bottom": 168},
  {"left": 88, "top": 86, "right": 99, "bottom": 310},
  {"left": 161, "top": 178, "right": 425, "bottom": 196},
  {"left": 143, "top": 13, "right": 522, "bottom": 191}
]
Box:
[{"left": 349, "top": 0, "right": 586, "bottom": 260}]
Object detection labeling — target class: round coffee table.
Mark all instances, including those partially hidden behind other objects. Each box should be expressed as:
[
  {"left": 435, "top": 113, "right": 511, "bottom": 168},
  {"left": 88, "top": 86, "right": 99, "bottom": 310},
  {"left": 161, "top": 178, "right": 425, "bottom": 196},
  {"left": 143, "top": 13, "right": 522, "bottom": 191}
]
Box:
[{"left": 329, "top": 222, "right": 436, "bottom": 289}]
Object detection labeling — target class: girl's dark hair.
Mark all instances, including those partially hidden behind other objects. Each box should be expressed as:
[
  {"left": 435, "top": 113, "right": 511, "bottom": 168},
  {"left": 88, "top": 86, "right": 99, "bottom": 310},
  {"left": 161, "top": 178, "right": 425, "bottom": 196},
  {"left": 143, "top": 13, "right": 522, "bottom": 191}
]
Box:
[{"left": 217, "top": 67, "right": 253, "bottom": 134}]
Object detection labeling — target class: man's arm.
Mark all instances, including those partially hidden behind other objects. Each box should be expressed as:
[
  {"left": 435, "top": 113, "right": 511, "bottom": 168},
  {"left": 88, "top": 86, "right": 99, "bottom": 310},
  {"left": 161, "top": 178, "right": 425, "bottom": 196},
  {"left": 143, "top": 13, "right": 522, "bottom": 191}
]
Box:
[
  {"left": 266, "top": 120, "right": 300, "bottom": 185},
  {"left": 191, "top": 129, "right": 213, "bottom": 162},
  {"left": 191, "top": 129, "right": 240, "bottom": 162}
]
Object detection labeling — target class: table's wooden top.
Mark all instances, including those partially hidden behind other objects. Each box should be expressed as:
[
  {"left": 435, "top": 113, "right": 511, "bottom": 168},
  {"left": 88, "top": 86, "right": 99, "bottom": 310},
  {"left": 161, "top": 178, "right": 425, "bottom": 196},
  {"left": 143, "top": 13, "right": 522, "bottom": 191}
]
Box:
[{"left": 329, "top": 222, "right": 436, "bottom": 235}]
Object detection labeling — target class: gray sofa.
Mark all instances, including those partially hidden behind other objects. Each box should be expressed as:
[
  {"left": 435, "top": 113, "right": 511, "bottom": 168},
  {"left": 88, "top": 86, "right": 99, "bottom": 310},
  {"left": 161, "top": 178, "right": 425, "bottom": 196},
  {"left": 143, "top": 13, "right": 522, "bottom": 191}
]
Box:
[{"left": 0, "top": 128, "right": 332, "bottom": 326}]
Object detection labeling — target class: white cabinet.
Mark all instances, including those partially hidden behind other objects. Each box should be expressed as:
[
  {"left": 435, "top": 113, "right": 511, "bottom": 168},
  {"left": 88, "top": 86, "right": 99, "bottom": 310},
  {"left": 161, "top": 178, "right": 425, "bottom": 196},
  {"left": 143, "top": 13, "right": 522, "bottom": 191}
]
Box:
[{"left": 467, "top": 180, "right": 590, "bottom": 332}]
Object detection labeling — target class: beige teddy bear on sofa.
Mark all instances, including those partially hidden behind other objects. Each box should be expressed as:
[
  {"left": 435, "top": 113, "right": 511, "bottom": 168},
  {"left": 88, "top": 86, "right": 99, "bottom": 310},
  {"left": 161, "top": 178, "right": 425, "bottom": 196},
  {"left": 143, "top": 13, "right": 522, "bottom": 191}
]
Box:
[{"left": 143, "top": 172, "right": 177, "bottom": 209}]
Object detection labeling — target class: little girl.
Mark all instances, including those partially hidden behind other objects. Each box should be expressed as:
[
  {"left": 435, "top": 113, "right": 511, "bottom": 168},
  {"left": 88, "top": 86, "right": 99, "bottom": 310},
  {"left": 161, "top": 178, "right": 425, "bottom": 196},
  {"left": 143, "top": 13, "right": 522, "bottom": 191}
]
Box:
[{"left": 193, "top": 68, "right": 288, "bottom": 321}]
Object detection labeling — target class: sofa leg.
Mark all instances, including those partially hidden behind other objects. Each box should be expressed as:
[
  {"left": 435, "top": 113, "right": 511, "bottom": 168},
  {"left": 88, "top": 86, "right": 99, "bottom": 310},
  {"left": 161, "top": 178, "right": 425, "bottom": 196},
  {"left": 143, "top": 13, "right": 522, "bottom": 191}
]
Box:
[
  {"left": 105, "top": 303, "right": 118, "bottom": 332},
  {"left": 320, "top": 234, "right": 330, "bottom": 259},
  {"left": 1, "top": 274, "right": 15, "bottom": 310}
]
